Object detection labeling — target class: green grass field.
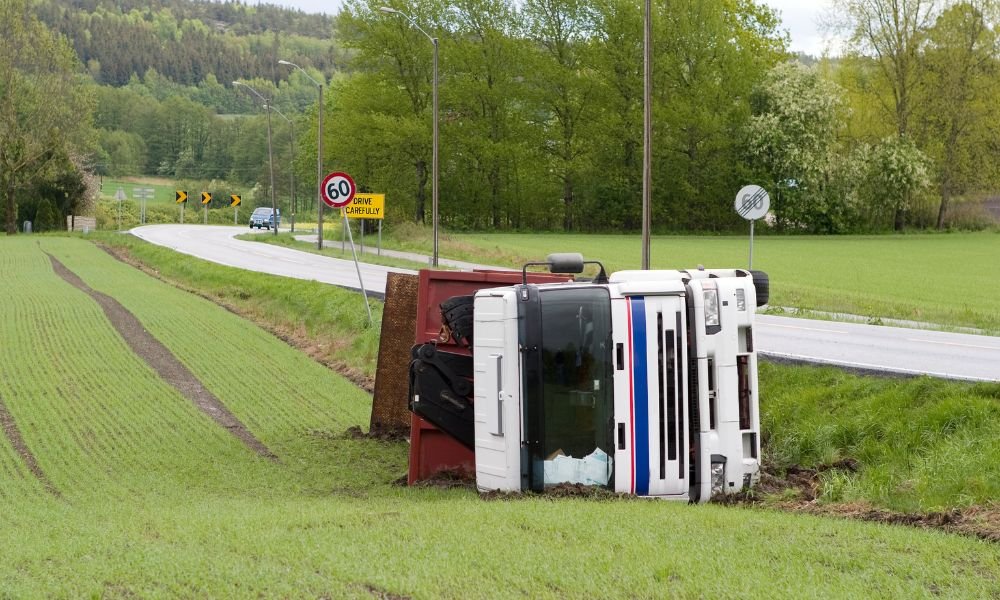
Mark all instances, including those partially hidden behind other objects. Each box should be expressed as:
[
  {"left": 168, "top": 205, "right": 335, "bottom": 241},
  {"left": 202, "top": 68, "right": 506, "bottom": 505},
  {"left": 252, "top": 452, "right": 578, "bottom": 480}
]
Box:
[
  {"left": 248, "top": 225, "right": 1000, "bottom": 331},
  {"left": 413, "top": 231, "right": 1000, "bottom": 332},
  {"left": 98, "top": 176, "right": 181, "bottom": 204},
  {"left": 0, "top": 236, "right": 997, "bottom": 597}
]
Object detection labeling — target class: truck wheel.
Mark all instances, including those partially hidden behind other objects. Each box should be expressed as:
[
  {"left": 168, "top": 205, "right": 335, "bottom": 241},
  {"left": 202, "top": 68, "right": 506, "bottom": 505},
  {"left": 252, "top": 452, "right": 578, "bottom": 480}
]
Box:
[{"left": 750, "top": 270, "right": 769, "bottom": 307}]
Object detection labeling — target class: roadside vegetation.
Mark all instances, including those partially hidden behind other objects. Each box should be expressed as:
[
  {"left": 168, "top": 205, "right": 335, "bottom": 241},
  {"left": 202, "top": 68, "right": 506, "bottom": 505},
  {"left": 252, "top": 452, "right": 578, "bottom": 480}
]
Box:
[
  {"left": 448, "top": 231, "right": 1000, "bottom": 331},
  {"left": 0, "top": 235, "right": 996, "bottom": 597},
  {"left": 255, "top": 225, "right": 1000, "bottom": 332}
]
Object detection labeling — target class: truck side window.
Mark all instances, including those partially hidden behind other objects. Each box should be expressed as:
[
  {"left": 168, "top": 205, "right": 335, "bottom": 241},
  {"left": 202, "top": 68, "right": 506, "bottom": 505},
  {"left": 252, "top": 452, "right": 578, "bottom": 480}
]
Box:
[{"left": 532, "top": 288, "right": 613, "bottom": 488}]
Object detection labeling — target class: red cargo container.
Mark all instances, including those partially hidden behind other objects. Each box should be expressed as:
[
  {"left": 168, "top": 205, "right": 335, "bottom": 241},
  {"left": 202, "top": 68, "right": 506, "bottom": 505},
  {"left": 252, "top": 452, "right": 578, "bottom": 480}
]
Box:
[{"left": 408, "top": 268, "right": 571, "bottom": 485}]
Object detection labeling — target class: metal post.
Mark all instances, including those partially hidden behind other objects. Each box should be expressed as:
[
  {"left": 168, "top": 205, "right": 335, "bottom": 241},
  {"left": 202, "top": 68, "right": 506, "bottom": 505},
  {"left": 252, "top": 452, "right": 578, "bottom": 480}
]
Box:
[
  {"left": 641, "top": 0, "right": 652, "bottom": 270},
  {"left": 749, "top": 219, "right": 755, "bottom": 270},
  {"left": 431, "top": 37, "right": 439, "bottom": 267},
  {"left": 379, "top": 8, "right": 438, "bottom": 266},
  {"left": 318, "top": 84, "right": 324, "bottom": 249},
  {"left": 265, "top": 108, "right": 277, "bottom": 236},
  {"left": 234, "top": 81, "right": 278, "bottom": 236},
  {"left": 269, "top": 105, "right": 297, "bottom": 234},
  {"left": 378, "top": 220, "right": 382, "bottom": 256},
  {"left": 343, "top": 210, "right": 373, "bottom": 327}
]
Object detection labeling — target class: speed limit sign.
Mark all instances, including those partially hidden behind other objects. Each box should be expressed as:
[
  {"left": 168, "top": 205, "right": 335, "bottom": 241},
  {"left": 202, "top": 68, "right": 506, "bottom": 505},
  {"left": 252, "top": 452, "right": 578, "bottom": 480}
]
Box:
[{"left": 321, "top": 171, "right": 356, "bottom": 208}]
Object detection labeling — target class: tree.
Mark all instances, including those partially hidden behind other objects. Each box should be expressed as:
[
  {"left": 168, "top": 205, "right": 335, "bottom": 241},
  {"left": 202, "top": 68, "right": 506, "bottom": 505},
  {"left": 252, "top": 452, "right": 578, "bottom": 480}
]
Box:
[
  {"left": 919, "top": 1, "right": 1000, "bottom": 228},
  {"left": 833, "top": 0, "right": 941, "bottom": 229},
  {"left": 654, "top": 0, "right": 787, "bottom": 231},
  {"left": 338, "top": 0, "right": 445, "bottom": 225},
  {"left": 446, "top": 0, "right": 532, "bottom": 229},
  {"left": 745, "top": 62, "right": 849, "bottom": 232},
  {"left": 859, "top": 136, "right": 932, "bottom": 229},
  {"left": 0, "top": 0, "right": 94, "bottom": 234},
  {"left": 522, "top": 0, "right": 600, "bottom": 231}
]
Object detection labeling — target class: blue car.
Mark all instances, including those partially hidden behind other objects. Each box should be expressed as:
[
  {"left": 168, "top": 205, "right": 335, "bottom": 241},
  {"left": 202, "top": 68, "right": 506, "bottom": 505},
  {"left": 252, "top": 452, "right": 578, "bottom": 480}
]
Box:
[{"left": 249, "top": 207, "right": 280, "bottom": 230}]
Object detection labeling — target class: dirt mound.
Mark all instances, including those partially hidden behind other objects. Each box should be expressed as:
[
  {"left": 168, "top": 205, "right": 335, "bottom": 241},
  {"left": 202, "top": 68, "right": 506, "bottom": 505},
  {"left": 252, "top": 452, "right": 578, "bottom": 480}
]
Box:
[
  {"left": 410, "top": 467, "right": 476, "bottom": 490},
  {"left": 729, "top": 462, "right": 1000, "bottom": 543},
  {"left": 342, "top": 425, "right": 408, "bottom": 443}
]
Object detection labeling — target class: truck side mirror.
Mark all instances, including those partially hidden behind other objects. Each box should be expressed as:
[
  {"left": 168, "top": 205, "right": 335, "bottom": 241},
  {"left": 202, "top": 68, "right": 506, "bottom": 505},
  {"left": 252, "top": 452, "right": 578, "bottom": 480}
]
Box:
[{"left": 546, "top": 253, "right": 585, "bottom": 274}]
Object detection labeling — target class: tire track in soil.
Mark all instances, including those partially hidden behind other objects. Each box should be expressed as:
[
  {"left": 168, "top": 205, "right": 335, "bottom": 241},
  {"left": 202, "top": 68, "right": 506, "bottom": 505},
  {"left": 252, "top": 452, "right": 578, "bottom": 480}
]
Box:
[
  {"left": 47, "top": 254, "right": 277, "bottom": 461},
  {"left": 0, "top": 396, "right": 61, "bottom": 497}
]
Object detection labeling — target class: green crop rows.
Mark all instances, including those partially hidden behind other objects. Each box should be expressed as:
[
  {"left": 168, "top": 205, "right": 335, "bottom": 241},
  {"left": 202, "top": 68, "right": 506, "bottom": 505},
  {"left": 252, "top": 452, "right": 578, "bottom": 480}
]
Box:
[{"left": 0, "top": 236, "right": 996, "bottom": 598}]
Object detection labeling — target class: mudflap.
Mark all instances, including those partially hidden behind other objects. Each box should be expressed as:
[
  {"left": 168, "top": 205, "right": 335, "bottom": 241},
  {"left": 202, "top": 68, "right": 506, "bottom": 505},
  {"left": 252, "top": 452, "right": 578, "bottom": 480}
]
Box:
[{"left": 409, "top": 343, "right": 475, "bottom": 449}]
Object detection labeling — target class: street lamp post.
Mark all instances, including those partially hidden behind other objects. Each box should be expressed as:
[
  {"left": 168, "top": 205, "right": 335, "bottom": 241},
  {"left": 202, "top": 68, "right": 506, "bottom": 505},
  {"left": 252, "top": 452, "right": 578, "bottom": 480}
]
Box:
[
  {"left": 269, "top": 105, "right": 297, "bottom": 233},
  {"left": 379, "top": 6, "right": 439, "bottom": 267},
  {"left": 279, "top": 60, "right": 325, "bottom": 251},
  {"left": 234, "top": 81, "right": 278, "bottom": 236}
]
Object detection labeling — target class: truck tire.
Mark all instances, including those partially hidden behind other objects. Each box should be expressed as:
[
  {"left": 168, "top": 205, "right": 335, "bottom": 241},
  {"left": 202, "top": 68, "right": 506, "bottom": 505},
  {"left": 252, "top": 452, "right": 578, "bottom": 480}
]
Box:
[
  {"left": 440, "top": 295, "right": 475, "bottom": 347},
  {"left": 750, "top": 270, "right": 769, "bottom": 307}
]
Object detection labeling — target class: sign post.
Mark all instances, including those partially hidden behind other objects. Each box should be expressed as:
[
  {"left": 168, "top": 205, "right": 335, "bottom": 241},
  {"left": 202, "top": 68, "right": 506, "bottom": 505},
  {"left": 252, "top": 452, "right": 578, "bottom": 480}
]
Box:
[
  {"left": 734, "top": 185, "right": 770, "bottom": 270},
  {"left": 115, "top": 187, "right": 126, "bottom": 230},
  {"left": 132, "top": 187, "right": 154, "bottom": 225},
  {"left": 344, "top": 193, "right": 386, "bottom": 256},
  {"left": 176, "top": 190, "right": 188, "bottom": 224},
  {"left": 201, "top": 192, "right": 212, "bottom": 224},
  {"left": 230, "top": 194, "right": 241, "bottom": 225},
  {"left": 321, "top": 171, "right": 372, "bottom": 327}
]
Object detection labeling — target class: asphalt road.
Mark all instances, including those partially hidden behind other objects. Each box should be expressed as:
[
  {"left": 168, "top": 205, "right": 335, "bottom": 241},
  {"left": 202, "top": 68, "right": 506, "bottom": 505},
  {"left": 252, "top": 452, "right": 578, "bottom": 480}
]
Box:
[{"left": 130, "top": 224, "right": 1000, "bottom": 383}]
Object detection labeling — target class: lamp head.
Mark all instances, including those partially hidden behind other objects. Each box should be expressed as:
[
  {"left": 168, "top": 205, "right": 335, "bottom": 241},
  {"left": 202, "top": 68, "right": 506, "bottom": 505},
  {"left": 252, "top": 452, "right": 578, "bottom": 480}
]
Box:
[
  {"left": 379, "top": 6, "right": 398, "bottom": 14},
  {"left": 278, "top": 60, "right": 292, "bottom": 66}
]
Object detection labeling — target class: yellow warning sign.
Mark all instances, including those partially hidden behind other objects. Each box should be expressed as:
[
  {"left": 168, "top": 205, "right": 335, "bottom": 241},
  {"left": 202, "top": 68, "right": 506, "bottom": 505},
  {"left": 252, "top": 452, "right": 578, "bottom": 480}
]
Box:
[
  {"left": 175, "top": 190, "right": 188, "bottom": 204},
  {"left": 343, "top": 193, "right": 385, "bottom": 220}
]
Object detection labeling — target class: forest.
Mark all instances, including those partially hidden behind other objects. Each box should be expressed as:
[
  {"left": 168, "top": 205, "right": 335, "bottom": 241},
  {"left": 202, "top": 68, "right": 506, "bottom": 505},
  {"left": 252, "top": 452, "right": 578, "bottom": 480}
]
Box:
[{"left": 3, "top": 0, "right": 999, "bottom": 234}]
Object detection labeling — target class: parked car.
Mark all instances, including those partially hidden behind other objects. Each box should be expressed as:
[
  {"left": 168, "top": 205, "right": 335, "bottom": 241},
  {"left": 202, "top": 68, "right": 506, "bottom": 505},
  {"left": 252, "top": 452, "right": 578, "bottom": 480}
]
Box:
[{"left": 249, "top": 207, "right": 280, "bottom": 230}]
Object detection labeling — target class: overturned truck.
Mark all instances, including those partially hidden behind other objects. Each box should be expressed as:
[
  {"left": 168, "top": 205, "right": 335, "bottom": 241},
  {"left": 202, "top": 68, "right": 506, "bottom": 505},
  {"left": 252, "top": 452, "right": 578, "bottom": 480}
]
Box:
[{"left": 373, "top": 254, "right": 768, "bottom": 501}]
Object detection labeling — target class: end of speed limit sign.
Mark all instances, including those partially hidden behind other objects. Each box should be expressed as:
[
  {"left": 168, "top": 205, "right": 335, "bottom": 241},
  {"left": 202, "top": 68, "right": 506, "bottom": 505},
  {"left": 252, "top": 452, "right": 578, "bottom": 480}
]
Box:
[{"left": 321, "top": 171, "right": 356, "bottom": 208}]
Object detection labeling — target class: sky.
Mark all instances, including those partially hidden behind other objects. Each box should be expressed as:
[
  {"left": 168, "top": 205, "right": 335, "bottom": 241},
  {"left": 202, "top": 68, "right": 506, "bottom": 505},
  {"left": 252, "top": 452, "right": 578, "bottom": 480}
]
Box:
[{"left": 264, "top": 0, "right": 838, "bottom": 57}]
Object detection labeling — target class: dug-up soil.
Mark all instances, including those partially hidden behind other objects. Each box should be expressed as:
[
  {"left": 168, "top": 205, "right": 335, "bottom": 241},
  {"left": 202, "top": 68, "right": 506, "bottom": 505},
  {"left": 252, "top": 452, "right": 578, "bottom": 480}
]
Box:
[
  {"left": 738, "top": 464, "right": 1000, "bottom": 543},
  {"left": 48, "top": 254, "right": 277, "bottom": 461},
  {"left": 0, "top": 395, "right": 60, "bottom": 496}
]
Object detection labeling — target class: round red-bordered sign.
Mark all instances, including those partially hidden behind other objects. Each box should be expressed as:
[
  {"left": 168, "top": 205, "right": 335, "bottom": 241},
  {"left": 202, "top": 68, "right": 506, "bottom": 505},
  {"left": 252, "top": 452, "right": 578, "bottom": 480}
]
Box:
[{"left": 321, "top": 171, "right": 356, "bottom": 208}]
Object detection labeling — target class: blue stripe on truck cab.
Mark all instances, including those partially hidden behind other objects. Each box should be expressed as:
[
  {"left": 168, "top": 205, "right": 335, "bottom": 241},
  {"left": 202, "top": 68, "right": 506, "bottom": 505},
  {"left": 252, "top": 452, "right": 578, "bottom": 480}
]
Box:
[{"left": 630, "top": 297, "right": 649, "bottom": 496}]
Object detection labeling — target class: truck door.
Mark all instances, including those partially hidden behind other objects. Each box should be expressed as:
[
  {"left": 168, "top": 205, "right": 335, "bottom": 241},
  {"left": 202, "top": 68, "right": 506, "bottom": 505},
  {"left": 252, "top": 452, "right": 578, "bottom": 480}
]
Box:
[
  {"left": 521, "top": 286, "right": 615, "bottom": 492},
  {"left": 612, "top": 294, "right": 688, "bottom": 498}
]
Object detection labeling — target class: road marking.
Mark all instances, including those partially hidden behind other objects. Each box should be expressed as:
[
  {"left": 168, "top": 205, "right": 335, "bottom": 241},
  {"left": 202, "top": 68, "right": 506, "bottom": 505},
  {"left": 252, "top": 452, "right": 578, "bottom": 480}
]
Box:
[
  {"left": 906, "top": 338, "right": 1000, "bottom": 351},
  {"left": 759, "top": 351, "right": 996, "bottom": 382},
  {"left": 764, "top": 323, "right": 849, "bottom": 335}
]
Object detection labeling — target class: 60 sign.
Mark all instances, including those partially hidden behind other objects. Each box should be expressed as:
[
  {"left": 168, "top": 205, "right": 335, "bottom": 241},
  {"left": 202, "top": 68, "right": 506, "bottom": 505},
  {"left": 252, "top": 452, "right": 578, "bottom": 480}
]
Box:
[{"left": 321, "top": 172, "right": 356, "bottom": 208}]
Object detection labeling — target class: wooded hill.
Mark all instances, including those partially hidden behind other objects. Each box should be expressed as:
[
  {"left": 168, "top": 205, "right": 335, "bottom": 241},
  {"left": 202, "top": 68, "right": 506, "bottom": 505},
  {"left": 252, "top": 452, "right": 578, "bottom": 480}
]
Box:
[
  {"left": 35, "top": 0, "right": 337, "bottom": 86},
  {"left": 6, "top": 0, "right": 1000, "bottom": 235}
]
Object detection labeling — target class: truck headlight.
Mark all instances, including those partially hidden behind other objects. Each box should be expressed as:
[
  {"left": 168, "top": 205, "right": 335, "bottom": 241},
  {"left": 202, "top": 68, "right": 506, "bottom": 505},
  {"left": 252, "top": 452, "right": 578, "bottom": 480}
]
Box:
[
  {"left": 711, "top": 455, "right": 727, "bottom": 497},
  {"left": 703, "top": 288, "right": 720, "bottom": 327}
]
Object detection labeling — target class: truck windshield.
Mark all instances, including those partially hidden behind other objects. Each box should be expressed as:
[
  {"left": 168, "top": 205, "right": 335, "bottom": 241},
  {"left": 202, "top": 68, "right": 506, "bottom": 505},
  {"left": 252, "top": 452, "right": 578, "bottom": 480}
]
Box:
[{"left": 532, "top": 287, "right": 613, "bottom": 489}]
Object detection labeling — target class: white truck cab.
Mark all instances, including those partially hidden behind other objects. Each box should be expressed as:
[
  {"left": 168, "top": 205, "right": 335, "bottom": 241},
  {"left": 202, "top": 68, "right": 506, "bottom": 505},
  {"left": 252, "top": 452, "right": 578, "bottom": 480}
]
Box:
[{"left": 471, "top": 258, "right": 764, "bottom": 501}]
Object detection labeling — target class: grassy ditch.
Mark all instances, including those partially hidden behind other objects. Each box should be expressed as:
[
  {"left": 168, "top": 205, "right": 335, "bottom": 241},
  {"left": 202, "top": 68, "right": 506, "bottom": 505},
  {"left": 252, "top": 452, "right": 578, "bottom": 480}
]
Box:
[
  {"left": 0, "top": 235, "right": 996, "bottom": 597},
  {"left": 760, "top": 362, "right": 1000, "bottom": 513}
]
